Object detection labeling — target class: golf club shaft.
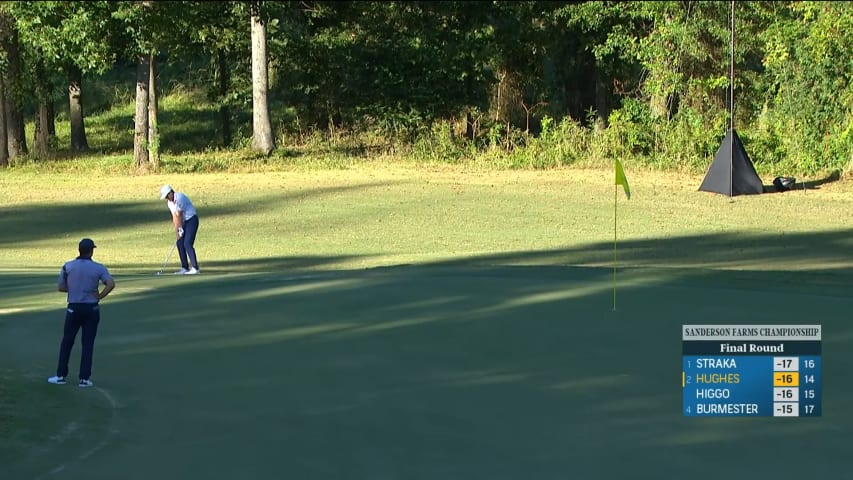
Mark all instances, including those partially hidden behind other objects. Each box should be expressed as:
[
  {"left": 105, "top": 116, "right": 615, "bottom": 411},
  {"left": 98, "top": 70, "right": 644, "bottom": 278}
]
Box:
[{"left": 158, "top": 243, "right": 176, "bottom": 274}]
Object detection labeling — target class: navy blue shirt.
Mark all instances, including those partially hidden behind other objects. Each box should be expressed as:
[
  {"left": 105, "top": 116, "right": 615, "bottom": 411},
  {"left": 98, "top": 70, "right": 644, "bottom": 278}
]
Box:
[{"left": 57, "top": 257, "right": 113, "bottom": 304}]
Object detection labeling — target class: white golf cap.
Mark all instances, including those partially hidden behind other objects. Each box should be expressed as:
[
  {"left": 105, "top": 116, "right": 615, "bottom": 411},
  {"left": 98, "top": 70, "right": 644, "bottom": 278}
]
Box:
[{"left": 159, "top": 184, "right": 173, "bottom": 200}]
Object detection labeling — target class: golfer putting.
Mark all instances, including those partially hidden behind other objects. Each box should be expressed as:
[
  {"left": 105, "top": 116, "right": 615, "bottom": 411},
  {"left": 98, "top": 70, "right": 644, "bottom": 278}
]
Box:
[{"left": 159, "top": 184, "right": 201, "bottom": 275}]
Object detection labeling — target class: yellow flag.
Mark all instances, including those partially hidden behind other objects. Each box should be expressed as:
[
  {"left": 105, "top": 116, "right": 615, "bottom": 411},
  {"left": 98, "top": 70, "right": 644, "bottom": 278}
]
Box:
[{"left": 615, "top": 158, "right": 631, "bottom": 199}]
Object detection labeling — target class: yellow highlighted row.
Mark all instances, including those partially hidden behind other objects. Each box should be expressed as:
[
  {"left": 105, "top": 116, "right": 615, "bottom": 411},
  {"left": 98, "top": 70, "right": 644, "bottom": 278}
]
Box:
[{"left": 682, "top": 371, "right": 802, "bottom": 387}]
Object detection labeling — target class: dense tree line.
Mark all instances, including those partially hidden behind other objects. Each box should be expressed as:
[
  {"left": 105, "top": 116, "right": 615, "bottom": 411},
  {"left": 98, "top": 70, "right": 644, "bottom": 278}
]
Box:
[{"left": 0, "top": 1, "right": 851, "bottom": 174}]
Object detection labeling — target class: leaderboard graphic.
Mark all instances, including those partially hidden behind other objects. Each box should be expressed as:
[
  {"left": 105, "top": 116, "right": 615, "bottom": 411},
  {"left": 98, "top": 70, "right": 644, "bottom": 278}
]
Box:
[{"left": 682, "top": 325, "right": 822, "bottom": 417}]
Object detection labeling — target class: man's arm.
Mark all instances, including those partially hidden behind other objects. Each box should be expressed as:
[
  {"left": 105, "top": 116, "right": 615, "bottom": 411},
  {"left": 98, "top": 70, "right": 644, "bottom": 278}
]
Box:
[
  {"left": 57, "top": 266, "right": 68, "bottom": 292},
  {"left": 172, "top": 211, "right": 184, "bottom": 238},
  {"left": 98, "top": 278, "right": 116, "bottom": 300}
]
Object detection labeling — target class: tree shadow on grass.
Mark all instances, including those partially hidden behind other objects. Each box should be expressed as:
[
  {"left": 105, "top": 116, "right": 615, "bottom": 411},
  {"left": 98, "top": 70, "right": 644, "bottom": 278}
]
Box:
[
  {"left": 3, "top": 228, "right": 853, "bottom": 479},
  {"left": 60, "top": 105, "right": 288, "bottom": 157},
  {"left": 83, "top": 105, "right": 219, "bottom": 155},
  {"left": 121, "top": 260, "right": 851, "bottom": 479},
  {"left": 120, "top": 254, "right": 377, "bottom": 276},
  {"left": 0, "top": 181, "right": 404, "bottom": 247},
  {"left": 432, "top": 228, "right": 853, "bottom": 278}
]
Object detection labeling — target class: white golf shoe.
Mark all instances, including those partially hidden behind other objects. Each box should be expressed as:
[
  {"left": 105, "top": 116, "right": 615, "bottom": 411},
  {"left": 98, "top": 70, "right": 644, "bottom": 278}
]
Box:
[
  {"left": 174, "top": 268, "right": 189, "bottom": 275},
  {"left": 186, "top": 268, "right": 200, "bottom": 275}
]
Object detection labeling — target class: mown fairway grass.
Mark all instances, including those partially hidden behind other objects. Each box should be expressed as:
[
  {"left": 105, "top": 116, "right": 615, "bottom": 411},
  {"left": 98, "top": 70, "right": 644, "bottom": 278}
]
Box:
[
  {"left": 2, "top": 164, "right": 853, "bottom": 479},
  {"left": 4, "top": 164, "right": 853, "bottom": 272}
]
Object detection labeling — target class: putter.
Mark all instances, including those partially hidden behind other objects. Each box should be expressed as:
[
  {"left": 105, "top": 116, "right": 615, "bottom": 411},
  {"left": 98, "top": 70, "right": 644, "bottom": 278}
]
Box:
[{"left": 156, "top": 244, "right": 177, "bottom": 276}]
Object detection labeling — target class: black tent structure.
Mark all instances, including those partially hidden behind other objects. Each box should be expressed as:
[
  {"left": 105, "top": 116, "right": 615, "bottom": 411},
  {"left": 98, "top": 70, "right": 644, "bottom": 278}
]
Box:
[
  {"left": 698, "top": 128, "right": 764, "bottom": 196},
  {"left": 698, "top": 1, "right": 764, "bottom": 197}
]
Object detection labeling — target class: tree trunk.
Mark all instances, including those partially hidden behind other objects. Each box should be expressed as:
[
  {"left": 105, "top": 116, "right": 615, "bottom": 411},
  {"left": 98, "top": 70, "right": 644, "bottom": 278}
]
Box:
[
  {"left": 0, "top": 15, "right": 8, "bottom": 166},
  {"left": 148, "top": 50, "right": 160, "bottom": 169},
  {"left": 650, "top": 94, "right": 670, "bottom": 120},
  {"left": 492, "top": 67, "right": 524, "bottom": 129},
  {"left": 68, "top": 64, "right": 89, "bottom": 152},
  {"left": 3, "top": 24, "right": 27, "bottom": 158},
  {"left": 47, "top": 102, "right": 56, "bottom": 137},
  {"left": 134, "top": 55, "right": 150, "bottom": 169},
  {"left": 218, "top": 48, "right": 232, "bottom": 147},
  {"left": 0, "top": 77, "right": 8, "bottom": 167},
  {"left": 593, "top": 60, "right": 610, "bottom": 129},
  {"left": 250, "top": 1, "right": 275, "bottom": 155},
  {"left": 33, "top": 56, "right": 51, "bottom": 157},
  {"left": 33, "top": 105, "right": 50, "bottom": 158}
]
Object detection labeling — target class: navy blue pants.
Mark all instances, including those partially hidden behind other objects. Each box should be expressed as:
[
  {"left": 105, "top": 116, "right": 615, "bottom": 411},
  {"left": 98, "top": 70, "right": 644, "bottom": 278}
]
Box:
[
  {"left": 177, "top": 214, "right": 200, "bottom": 270},
  {"left": 56, "top": 303, "right": 100, "bottom": 380}
]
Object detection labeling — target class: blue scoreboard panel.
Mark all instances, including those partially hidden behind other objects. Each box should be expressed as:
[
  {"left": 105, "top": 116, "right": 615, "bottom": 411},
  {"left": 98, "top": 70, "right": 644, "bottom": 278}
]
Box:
[{"left": 683, "top": 325, "right": 821, "bottom": 417}]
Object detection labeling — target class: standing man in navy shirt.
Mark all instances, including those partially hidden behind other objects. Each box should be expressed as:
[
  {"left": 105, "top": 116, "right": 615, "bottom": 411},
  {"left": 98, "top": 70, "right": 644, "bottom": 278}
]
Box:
[
  {"left": 160, "top": 184, "right": 201, "bottom": 275},
  {"left": 48, "top": 238, "right": 115, "bottom": 388}
]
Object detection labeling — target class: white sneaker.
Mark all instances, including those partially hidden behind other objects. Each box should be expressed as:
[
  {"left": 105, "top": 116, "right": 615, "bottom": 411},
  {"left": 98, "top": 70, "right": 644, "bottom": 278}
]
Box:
[
  {"left": 186, "top": 267, "right": 200, "bottom": 275},
  {"left": 78, "top": 379, "right": 94, "bottom": 388},
  {"left": 174, "top": 268, "right": 189, "bottom": 275},
  {"left": 47, "top": 376, "right": 66, "bottom": 385}
]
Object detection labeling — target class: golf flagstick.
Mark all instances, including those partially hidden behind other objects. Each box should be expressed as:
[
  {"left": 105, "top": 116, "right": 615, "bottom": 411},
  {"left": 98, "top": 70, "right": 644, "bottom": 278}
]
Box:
[
  {"left": 614, "top": 159, "right": 631, "bottom": 311},
  {"left": 613, "top": 177, "right": 617, "bottom": 311}
]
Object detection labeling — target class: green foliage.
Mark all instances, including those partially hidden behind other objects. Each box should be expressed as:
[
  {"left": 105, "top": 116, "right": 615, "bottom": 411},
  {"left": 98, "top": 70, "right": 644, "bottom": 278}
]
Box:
[
  {"left": 656, "top": 107, "right": 729, "bottom": 172},
  {"left": 5, "top": 0, "right": 853, "bottom": 177},
  {"left": 526, "top": 116, "right": 589, "bottom": 168},
  {"left": 411, "top": 122, "right": 470, "bottom": 164},
  {"left": 757, "top": 1, "right": 853, "bottom": 175},
  {"left": 269, "top": 1, "right": 493, "bottom": 136},
  {"left": 9, "top": 1, "right": 119, "bottom": 73},
  {"left": 602, "top": 99, "right": 654, "bottom": 158}
]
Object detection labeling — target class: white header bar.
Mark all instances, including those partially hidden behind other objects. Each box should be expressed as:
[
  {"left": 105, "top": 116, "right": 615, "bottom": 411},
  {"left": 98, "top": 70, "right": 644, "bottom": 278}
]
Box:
[{"left": 683, "top": 325, "right": 821, "bottom": 341}]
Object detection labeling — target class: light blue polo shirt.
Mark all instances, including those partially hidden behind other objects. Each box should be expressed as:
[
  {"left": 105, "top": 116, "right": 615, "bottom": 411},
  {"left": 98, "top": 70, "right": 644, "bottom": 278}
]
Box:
[{"left": 57, "top": 258, "right": 113, "bottom": 304}]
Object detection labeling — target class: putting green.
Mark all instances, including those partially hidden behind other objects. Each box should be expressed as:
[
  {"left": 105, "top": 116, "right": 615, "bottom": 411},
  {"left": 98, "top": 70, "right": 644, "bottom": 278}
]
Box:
[{"left": 2, "top": 263, "right": 850, "bottom": 479}]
